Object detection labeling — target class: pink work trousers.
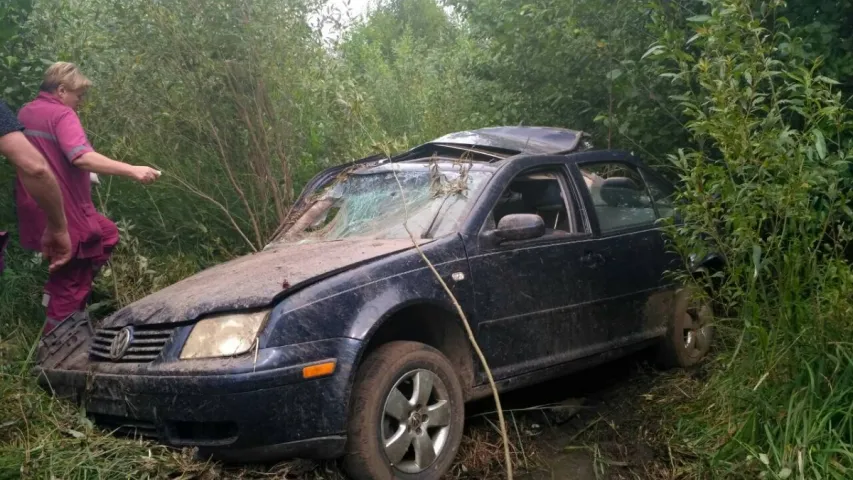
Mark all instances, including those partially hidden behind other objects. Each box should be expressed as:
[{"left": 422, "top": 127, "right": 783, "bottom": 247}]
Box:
[{"left": 43, "top": 215, "right": 119, "bottom": 334}]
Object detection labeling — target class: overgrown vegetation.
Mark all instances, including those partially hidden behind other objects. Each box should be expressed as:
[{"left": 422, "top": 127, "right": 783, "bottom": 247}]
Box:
[
  {"left": 656, "top": 1, "right": 853, "bottom": 477},
  {"left": 3, "top": 0, "right": 853, "bottom": 478}
]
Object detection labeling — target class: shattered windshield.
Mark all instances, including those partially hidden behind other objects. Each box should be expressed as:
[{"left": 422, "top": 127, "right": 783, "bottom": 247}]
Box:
[{"left": 280, "top": 163, "right": 492, "bottom": 241}]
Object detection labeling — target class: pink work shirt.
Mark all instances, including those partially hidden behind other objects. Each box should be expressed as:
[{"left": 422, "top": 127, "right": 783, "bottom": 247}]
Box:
[{"left": 15, "top": 92, "right": 105, "bottom": 259}]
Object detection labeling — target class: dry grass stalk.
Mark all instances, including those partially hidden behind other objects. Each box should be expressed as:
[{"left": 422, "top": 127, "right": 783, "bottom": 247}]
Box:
[{"left": 391, "top": 167, "right": 514, "bottom": 479}]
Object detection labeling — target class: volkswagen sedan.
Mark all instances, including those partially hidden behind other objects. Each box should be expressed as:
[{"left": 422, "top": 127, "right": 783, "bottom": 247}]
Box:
[{"left": 35, "top": 126, "right": 716, "bottom": 480}]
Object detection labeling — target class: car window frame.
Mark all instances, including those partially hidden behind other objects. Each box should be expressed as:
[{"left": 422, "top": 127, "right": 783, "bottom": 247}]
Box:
[
  {"left": 570, "top": 160, "right": 661, "bottom": 237},
  {"left": 477, "top": 162, "right": 590, "bottom": 250},
  {"left": 637, "top": 166, "right": 677, "bottom": 221}
]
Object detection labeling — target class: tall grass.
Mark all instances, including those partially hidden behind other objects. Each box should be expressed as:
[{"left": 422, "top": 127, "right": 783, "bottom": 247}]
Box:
[
  {"left": 649, "top": 0, "right": 853, "bottom": 477},
  {"left": 0, "top": 246, "right": 198, "bottom": 479}
]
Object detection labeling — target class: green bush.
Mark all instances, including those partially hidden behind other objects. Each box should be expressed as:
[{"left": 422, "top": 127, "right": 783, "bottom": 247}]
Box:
[{"left": 650, "top": 0, "right": 853, "bottom": 477}]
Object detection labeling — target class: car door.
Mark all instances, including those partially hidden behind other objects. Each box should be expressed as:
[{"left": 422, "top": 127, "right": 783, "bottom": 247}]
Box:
[
  {"left": 569, "top": 156, "right": 676, "bottom": 348},
  {"left": 465, "top": 161, "right": 610, "bottom": 380}
]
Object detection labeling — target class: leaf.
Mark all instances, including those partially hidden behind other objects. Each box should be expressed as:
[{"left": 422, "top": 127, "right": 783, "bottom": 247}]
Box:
[
  {"left": 80, "top": 416, "right": 94, "bottom": 430},
  {"left": 67, "top": 429, "right": 85, "bottom": 439},
  {"left": 816, "top": 76, "right": 840, "bottom": 85},
  {"left": 641, "top": 45, "right": 665, "bottom": 60},
  {"left": 687, "top": 14, "right": 712, "bottom": 23},
  {"left": 814, "top": 130, "right": 827, "bottom": 160},
  {"left": 778, "top": 467, "right": 792, "bottom": 479},
  {"left": 752, "top": 245, "right": 762, "bottom": 280},
  {"left": 606, "top": 68, "right": 622, "bottom": 81},
  {"left": 758, "top": 453, "right": 769, "bottom": 465}
]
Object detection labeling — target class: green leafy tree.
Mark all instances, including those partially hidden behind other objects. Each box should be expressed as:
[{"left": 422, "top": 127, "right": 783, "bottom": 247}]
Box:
[
  {"left": 338, "top": 0, "right": 484, "bottom": 143},
  {"left": 448, "top": 0, "right": 701, "bottom": 162},
  {"left": 0, "top": 0, "right": 42, "bottom": 107},
  {"left": 782, "top": 0, "right": 853, "bottom": 90}
]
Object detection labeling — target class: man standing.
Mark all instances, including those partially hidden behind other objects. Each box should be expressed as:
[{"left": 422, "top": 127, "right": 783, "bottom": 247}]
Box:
[
  {"left": 0, "top": 99, "right": 71, "bottom": 275},
  {"left": 16, "top": 62, "right": 159, "bottom": 338}
]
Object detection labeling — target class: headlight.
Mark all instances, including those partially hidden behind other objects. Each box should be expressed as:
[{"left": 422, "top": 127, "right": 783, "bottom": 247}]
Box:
[{"left": 180, "top": 310, "right": 269, "bottom": 360}]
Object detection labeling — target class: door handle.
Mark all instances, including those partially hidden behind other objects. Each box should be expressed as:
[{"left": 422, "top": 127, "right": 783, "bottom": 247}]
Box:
[{"left": 580, "top": 252, "right": 605, "bottom": 267}]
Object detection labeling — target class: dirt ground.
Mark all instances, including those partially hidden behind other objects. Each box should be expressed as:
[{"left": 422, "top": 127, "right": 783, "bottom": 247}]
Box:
[
  {"left": 452, "top": 350, "right": 682, "bottom": 480},
  {"left": 174, "top": 350, "right": 693, "bottom": 480}
]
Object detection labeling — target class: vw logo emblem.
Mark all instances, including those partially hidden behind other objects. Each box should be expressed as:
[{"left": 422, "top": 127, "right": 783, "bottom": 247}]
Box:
[{"left": 109, "top": 326, "right": 134, "bottom": 360}]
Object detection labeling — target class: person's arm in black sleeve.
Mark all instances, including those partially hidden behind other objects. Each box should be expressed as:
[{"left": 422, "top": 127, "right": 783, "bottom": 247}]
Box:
[{"left": 0, "top": 100, "right": 71, "bottom": 272}]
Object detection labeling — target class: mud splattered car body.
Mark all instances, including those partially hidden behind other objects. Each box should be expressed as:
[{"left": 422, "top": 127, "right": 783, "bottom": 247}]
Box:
[{"left": 35, "top": 127, "right": 711, "bottom": 473}]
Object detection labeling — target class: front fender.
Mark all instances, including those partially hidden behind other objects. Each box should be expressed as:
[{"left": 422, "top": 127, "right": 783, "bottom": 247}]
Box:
[{"left": 260, "top": 235, "right": 475, "bottom": 348}]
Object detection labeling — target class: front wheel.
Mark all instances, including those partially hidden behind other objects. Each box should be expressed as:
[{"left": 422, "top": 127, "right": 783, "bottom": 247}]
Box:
[
  {"left": 657, "top": 287, "right": 715, "bottom": 368},
  {"left": 344, "top": 341, "right": 465, "bottom": 480}
]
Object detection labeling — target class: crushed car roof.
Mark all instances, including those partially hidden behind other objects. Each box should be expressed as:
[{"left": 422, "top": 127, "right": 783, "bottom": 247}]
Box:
[{"left": 427, "top": 126, "right": 586, "bottom": 155}]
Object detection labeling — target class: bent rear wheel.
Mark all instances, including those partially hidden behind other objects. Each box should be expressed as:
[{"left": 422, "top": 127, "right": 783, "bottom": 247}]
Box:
[
  {"left": 658, "top": 287, "right": 714, "bottom": 368},
  {"left": 344, "top": 341, "right": 464, "bottom": 480}
]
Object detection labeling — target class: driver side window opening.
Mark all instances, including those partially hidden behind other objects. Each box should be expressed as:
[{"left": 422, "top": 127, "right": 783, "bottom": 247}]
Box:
[{"left": 486, "top": 168, "right": 577, "bottom": 236}]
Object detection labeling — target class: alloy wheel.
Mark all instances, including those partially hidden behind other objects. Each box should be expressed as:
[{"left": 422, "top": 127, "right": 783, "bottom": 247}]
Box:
[
  {"left": 681, "top": 304, "right": 713, "bottom": 359},
  {"left": 380, "top": 368, "right": 452, "bottom": 473}
]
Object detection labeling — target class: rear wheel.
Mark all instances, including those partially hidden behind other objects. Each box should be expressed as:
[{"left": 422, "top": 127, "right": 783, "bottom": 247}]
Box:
[
  {"left": 658, "top": 287, "right": 714, "bottom": 368},
  {"left": 344, "top": 341, "right": 465, "bottom": 480}
]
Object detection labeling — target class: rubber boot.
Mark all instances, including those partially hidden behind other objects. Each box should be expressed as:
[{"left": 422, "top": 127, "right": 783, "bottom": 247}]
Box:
[{"left": 36, "top": 311, "right": 93, "bottom": 370}]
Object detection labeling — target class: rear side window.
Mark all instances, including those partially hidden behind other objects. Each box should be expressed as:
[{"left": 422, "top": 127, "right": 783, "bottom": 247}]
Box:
[
  {"left": 642, "top": 172, "right": 676, "bottom": 219},
  {"left": 578, "top": 162, "right": 656, "bottom": 234}
]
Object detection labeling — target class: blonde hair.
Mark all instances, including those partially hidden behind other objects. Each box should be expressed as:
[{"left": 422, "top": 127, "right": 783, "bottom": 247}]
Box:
[{"left": 40, "top": 62, "right": 92, "bottom": 93}]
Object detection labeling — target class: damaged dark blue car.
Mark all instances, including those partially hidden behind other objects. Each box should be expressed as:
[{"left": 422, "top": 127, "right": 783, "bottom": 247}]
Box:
[{"left": 35, "top": 126, "right": 716, "bottom": 480}]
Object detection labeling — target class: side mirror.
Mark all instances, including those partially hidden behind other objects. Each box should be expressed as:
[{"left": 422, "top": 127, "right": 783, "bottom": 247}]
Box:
[{"left": 492, "top": 214, "right": 545, "bottom": 243}]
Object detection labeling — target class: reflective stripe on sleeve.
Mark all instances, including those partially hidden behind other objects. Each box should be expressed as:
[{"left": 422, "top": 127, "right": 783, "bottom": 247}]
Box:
[
  {"left": 23, "top": 129, "right": 58, "bottom": 141},
  {"left": 67, "top": 145, "right": 90, "bottom": 158}
]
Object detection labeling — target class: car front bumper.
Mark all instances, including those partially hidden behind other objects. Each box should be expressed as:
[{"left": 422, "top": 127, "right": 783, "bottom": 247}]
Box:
[{"left": 34, "top": 337, "right": 361, "bottom": 462}]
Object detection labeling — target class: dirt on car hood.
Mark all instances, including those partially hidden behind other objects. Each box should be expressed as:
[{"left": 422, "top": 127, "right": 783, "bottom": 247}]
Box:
[{"left": 102, "top": 238, "right": 421, "bottom": 327}]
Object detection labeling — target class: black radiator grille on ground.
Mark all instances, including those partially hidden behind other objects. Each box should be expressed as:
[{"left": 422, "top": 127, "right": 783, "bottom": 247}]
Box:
[{"left": 89, "top": 326, "right": 175, "bottom": 362}]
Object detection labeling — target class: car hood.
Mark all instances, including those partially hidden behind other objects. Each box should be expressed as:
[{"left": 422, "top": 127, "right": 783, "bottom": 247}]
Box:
[{"left": 103, "top": 238, "right": 421, "bottom": 327}]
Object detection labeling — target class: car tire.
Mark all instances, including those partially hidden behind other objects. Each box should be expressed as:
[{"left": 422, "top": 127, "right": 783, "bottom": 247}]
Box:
[
  {"left": 657, "top": 287, "right": 714, "bottom": 368},
  {"left": 344, "top": 341, "right": 465, "bottom": 480}
]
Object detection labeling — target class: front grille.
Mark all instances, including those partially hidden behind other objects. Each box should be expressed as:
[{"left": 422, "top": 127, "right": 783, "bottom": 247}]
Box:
[
  {"left": 89, "top": 326, "right": 175, "bottom": 362},
  {"left": 90, "top": 413, "right": 158, "bottom": 439}
]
